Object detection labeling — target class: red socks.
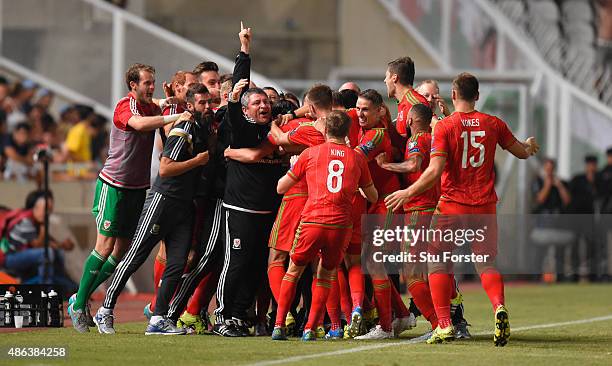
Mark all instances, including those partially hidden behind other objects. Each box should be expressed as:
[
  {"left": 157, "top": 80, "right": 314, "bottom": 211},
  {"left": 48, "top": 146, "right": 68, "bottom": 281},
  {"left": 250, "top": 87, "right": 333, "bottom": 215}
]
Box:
[
  {"left": 306, "top": 278, "right": 332, "bottom": 330},
  {"left": 267, "top": 260, "right": 286, "bottom": 303},
  {"left": 428, "top": 273, "right": 452, "bottom": 328},
  {"left": 337, "top": 267, "right": 352, "bottom": 319},
  {"left": 151, "top": 255, "right": 166, "bottom": 310},
  {"left": 390, "top": 282, "right": 410, "bottom": 318},
  {"left": 274, "top": 272, "right": 298, "bottom": 328},
  {"left": 480, "top": 271, "right": 505, "bottom": 309},
  {"left": 372, "top": 279, "right": 392, "bottom": 332},
  {"left": 408, "top": 280, "right": 438, "bottom": 329},
  {"left": 326, "top": 274, "right": 341, "bottom": 330},
  {"left": 186, "top": 271, "right": 216, "bottom": 316},
  {"left": 347, "top": 264, "right": 364, "bottom": 310}
]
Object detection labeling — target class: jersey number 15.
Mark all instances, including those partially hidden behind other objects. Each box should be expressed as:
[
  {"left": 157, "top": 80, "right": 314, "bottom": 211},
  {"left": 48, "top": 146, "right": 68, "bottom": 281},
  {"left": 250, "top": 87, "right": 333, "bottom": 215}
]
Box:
[{"left": 460, "top": 131, "right": 485, "bottom": 168}]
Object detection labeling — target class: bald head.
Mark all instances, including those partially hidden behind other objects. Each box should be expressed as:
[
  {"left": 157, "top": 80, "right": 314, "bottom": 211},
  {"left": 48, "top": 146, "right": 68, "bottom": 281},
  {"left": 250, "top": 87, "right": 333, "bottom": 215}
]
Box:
[{"left": 339, "top": 81, "right": 361, "bottom": 93}]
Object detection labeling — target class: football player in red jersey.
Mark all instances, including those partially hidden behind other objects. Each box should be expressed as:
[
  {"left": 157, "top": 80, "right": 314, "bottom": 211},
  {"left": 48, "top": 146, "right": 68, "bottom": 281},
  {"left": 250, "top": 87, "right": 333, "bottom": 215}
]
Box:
[
  {"left": 271, "top": 110, "right": 378, "bottom": 341},
  {"left": 376, "top": 103, "right": 440, "bottom": 334},
  {"left": 384, "top": 57, "right": 429, "bottom": 139},
  {"left": 345, "top": 90, "right": 412, "bottom": 340},
  {"left": 385, "top": 73, "right": 539, "bottom": 346}
]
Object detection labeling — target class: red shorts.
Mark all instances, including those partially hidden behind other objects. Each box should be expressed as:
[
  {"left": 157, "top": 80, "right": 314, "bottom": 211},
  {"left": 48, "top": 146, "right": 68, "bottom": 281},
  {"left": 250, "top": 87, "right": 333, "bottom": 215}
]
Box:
[
  {"left": 291, "top": 223, "right": 352, "bottom": 270},
  {"left": 404, "top": 208, "right": 434, "bottom": 255},
  {"left": 429, "top": 200, "right": 498, "bottom": 257},
  {"left": 268, "top": 195, "right": 307, "bottom": 252}
]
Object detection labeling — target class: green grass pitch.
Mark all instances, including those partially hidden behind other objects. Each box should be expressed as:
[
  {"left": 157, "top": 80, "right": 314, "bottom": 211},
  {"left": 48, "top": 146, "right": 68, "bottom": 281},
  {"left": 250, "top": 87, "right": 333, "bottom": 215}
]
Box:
[{"left": 1, "top": 284, "right": 611, "bottom": 365}]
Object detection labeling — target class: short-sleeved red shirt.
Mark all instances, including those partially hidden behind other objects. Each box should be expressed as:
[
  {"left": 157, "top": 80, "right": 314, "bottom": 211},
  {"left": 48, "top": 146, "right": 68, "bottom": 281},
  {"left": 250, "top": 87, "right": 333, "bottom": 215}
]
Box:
[
  {"left": 404, "top": 131, "right": 440, "bottom": 211},
  {"left": 288, "top": 142, "right": 373, "bottom": 227},
  {"left": 395, "top": 89, "right": 429, "bottom": 137},
  {"left": 355, "top": 126, "right": 401, "bottom": 196},
  {"left": 346, "top": 109, "right": 361, "bottom": 148},
  {"left": 431, "top": 111, "right": 518, "bottom": 206},
  {"left": 162, "top": 103, "right": 186, "bottom": 116},
  {"left": 113, "top": 92, "right": 161, "bottom": 131},
  {"left": 279, "top": 121, "right": 325, "bottom": 198}
]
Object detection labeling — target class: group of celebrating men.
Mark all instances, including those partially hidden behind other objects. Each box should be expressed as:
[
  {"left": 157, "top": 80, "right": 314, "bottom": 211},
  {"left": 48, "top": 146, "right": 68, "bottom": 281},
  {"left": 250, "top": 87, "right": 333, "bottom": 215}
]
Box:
[{"left": 67, "top": 22, "right": 539, "bottom": 346}]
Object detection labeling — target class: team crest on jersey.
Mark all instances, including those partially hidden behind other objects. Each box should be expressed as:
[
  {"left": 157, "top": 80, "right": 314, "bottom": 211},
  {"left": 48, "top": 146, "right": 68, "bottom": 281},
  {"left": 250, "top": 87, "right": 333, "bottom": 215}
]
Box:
[
  {"left": 359, "top": 141, "right": 375, "bottom": 155},
  {"left": 232, "top": 238, "right": 241, "bottom": 250},
  {"left": 408, "top": 141, "right": 420, "bottom": 153},
  {"left": 103, "top": 220, "right": 111, "bottom": 230},
  {"left": 151, "top": 224, "right": 160, "bottom": 235},
  {"left": 398, "top": 111, "right": 404, "bottom": 121}
]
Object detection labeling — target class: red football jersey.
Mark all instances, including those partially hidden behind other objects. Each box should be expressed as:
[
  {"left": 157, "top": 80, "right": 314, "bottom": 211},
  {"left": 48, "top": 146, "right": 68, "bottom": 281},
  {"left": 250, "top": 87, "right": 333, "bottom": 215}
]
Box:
[
  {"left": 162, "top": 103, "right": 186, "bottom": 116},
  {"left": 431, "top": 111, "right": 518, "bottom": 206},
  {"left": 282, "top": 121, "right": 326, "bottom": 198},
  {"left": 346, "top": 109, "right": 361, "bottom": 148},
  {"left": 356, "top": 126, "right": 401, "bottom": 196},
  {"left": 267, "top": 117, "right": 313, "bottom": 145},
  {"left": 113, "top": 92, "right": 161, "bottom": 131},
  {"left": 395, "top": 89, "right": 429, "bottom": 137},
  {"left": 288, "top": 142, "right": 373, "bottom": 226},
  {"left": 403, "top": 131, "right": 440, "bottom": 211}
]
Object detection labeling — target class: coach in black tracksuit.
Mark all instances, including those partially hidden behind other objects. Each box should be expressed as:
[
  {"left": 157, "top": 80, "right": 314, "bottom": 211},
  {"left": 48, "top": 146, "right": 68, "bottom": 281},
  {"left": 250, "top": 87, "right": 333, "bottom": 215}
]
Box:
[
  {"left": 212, "top": 25, "right": 285, "bottom": 337},
  {"left": 166, "top": 91, "right": 231, "bottom": 323},
  {"left": 101, "top": 84, "right": 213, "bottom": 332}
]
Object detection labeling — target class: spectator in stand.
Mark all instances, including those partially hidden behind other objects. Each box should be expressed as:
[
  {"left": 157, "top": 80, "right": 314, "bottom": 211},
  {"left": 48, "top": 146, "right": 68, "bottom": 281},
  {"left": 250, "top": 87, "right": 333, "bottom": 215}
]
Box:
[
  {"left": 6, "top": 80, "right": 37, "bottom": 130},
  {"left": 57, "top": 105, "right": 80, "bottom": 142},
  {"left": 34, "top": 89, "right": 54, "bottom": 112},
  {"left": 3, "top": 122, "right": 36, "bottom": 181},
  {"left": 63, "top": 105, "right": 95, "bottom": 163},
  {"left": 0, "top": 190, "right": 77, "bottom": 293},
  {"left": 28, "top": 105, "right": 50, "bottom": 144},
  {"left": 533, "top": 158, "right": 571, "bottom": 214}
]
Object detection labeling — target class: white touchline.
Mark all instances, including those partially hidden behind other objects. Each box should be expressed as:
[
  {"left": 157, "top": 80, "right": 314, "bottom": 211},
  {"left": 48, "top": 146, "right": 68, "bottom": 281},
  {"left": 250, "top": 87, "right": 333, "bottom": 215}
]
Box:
[{"left": 247, "top": 314, "right": 612, "bottom": 366}]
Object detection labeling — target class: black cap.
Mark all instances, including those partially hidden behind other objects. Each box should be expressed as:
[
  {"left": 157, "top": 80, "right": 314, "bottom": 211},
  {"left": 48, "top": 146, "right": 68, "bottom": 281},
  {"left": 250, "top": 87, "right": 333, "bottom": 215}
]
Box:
[
  {"left": 607, "top": 147, "right": 612, "bottom": 156},
  {"left": 585, "top": 155, "right": 598, "bottom": 163}
]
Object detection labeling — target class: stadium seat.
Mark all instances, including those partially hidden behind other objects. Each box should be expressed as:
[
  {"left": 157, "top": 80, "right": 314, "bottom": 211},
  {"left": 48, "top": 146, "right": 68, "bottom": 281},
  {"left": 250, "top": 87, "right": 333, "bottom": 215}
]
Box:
[
  {"left": 529, "top": 0, "right": 560, "bottom": 22},
  {"left": 564, "top": 22, "right": 595, "bottom": 45},
  {"left": 499, "top": 0, "right": 527, "bottom": 21},
  {"left": 561, "top": 0, "right": 594, "bottom": 22}
]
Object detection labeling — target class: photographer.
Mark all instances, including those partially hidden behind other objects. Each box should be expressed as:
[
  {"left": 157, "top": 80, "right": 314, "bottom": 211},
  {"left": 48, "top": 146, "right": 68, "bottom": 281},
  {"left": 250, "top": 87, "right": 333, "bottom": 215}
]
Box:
[{"left": 0, "top": 190, "right": 76, "bottom": 291}]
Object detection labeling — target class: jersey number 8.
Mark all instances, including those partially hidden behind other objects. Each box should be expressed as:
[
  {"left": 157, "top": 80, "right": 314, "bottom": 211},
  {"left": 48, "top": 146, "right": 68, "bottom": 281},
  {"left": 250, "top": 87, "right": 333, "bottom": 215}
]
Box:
[
  {"left": 460, "top": 131, "right": 486, "bottom": 168},
  {"left": 327, "top": 160, "right": 344, "bottom": 193}
]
